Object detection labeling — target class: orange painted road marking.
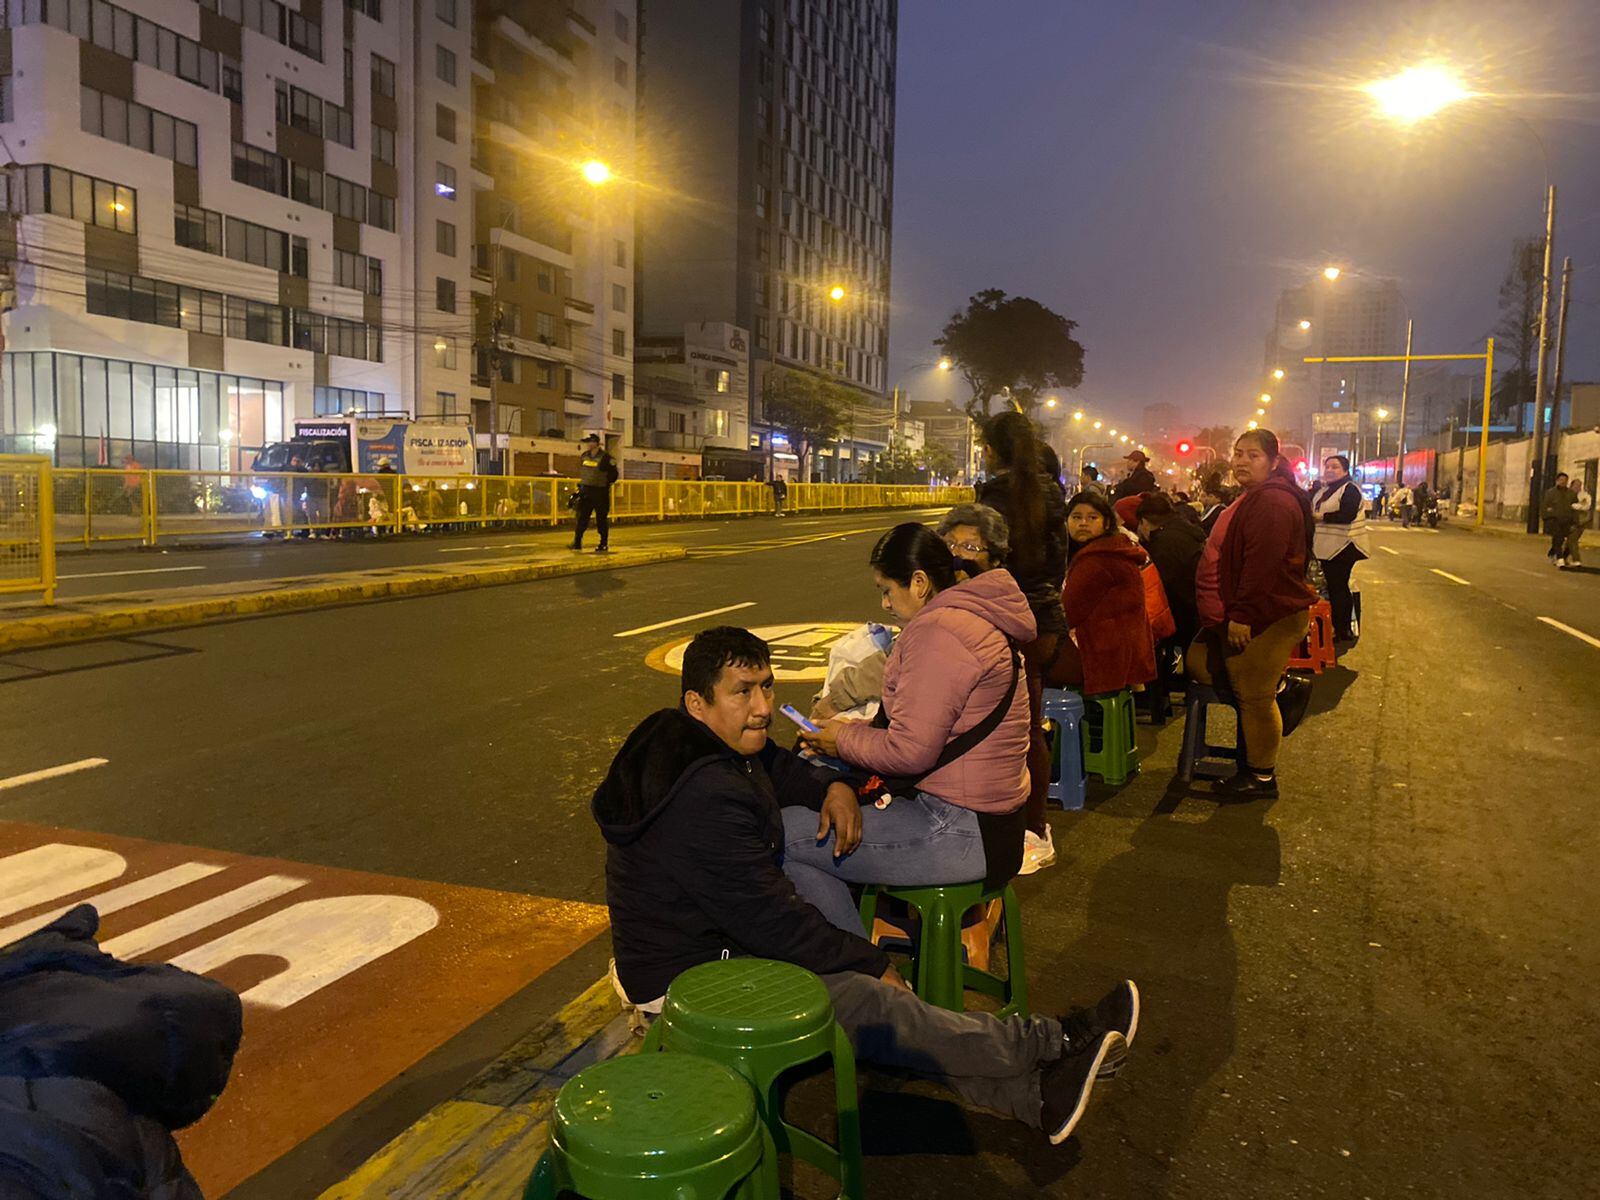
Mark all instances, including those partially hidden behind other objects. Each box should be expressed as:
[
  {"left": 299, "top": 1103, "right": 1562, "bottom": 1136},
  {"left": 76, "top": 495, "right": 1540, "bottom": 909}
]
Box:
[{"left": 0, "top": 821, "right": 608, "bottom": 1197}]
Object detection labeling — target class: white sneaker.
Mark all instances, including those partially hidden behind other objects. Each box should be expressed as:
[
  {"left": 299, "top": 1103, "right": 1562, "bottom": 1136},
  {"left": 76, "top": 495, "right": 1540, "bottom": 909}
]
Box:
[{"left": 1019, "top": 827, "right": 1057, "bottom": 876}]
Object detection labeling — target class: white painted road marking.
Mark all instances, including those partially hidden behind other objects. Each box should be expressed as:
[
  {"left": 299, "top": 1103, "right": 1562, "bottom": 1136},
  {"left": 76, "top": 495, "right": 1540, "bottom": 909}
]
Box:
[
  {"left": 102, "top": 874, "right": 308, "bottom": 960},
  {"left": 614, "top": 601, "right": 758, "bottom": 638},
  {"left": 1537, "top": 617, "right": 1600, "bottom": 650},
  {"left": 1379, "top": 547, "right": 1400, "bottom": 556},
  {"left": 0, "top": 862, "right": 225, "bottom": 946},
  {"left": 0, "top": 758, "right": 109, "bottom": 793},
  {"left": 1430, "top": 569, "right": 1472, "bottom": 586},
  {"left": 58, "top": 566, "right": 207, "bottom": 580}
]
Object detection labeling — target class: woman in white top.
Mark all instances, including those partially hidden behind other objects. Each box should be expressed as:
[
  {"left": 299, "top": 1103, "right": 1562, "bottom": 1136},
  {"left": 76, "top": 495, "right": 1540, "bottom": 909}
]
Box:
[
  {"left": 1567, "top": 479, "right": 1593, "bottom": 567},
  {"left": 1310, "top": 455, "right": 1371, "bottom": 640}
]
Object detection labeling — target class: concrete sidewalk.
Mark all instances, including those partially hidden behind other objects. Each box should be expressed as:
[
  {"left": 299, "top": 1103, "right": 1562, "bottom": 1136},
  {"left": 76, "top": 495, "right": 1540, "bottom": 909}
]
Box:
[
  {"left": 0, "top": 545, "right": 684, "bottom": 651},
  {"left": 1456, "top": 514, "right": 1600, "bottom": 547}
]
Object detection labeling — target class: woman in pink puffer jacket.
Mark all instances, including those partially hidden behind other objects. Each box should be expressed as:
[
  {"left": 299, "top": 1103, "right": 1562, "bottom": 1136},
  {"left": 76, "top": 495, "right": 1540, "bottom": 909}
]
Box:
[{"left": 789, "top": 524, "right": 1035, "bottom": 933}]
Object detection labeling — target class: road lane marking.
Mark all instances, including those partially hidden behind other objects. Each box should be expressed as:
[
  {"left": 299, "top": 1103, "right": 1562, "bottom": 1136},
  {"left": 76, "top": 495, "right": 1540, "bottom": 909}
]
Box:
[
  {"left": 0, "top": 862, "right": 225, "bottom": 945},
  {"left": 1379, "top": 546, "right": 1400, "bottom": 555},
  {"left": 1537, "top": 617, "right": 1600, "bottom": 650},
  {"left": 0, "top": 757, "right": 109, "bottom": 792},
  {"left": 1430, "top": 569, "right": 1471, "bottom": 585},
  {"left": 58, "top": 566, "right": 207, "bottom": 580},
  {"left": 614, "top": 601, "right": 758, "bottom": 638},
  {"left": 102, "top": 874, "right": 308, "bottom": 959}
]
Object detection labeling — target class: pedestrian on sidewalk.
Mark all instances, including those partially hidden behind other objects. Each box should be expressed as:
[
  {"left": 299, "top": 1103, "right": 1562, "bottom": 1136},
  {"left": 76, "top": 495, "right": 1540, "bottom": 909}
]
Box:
[
  {"left": 1311, "top": 455, "right": 1370, "bottom": 641},
  {"left": 1566, "top": 477, "right": 1592, "bottom": 566},
  {"left": 571, "top": 432, "right": 618, "bottom": 553},
  {"left": 977, "top": 411, "right": 1069, "bottom": 875},
  {"left": 1186, "top": 428, "right": 1318, "bottom": 800},
  {"left": 1541, "top": 472, "right": 1577, "bottom": 567},
  {"left": 594, "top": 627, "right": 1140, "bottom": 1147},
  {"left": 770, "top": 474, "right": 789, "bottom": 517}
]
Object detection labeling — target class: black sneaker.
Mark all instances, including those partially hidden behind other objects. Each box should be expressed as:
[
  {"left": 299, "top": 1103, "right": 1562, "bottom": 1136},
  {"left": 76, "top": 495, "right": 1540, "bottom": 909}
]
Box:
[
  {"left": 1061, "top": 980, "right": 1139, "bottom": 1069},
  {"left": 1212, "top": 771, "right": 1278, "bottom": 800},
  {"left": 595, "top": 544, "right": 611, "bottom": 554},
  {"left": 1041, "top": 1030, "right": 1125, "bottom": 1145}
]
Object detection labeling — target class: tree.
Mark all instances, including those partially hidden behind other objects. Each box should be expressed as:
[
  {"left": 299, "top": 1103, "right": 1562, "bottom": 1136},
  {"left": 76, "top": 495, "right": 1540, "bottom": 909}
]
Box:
[
  {"left": 1495, "top": 236, "right": 1543, "bottom": 432},
  {"left": 918, "top": 443, "right": 957, "bottom": 482},
  {"left": 762, "top": 367, "right": 846, "bottom": 480},
  {"left": 936, "top": 288, "right": 1085, "bottom": 420}
]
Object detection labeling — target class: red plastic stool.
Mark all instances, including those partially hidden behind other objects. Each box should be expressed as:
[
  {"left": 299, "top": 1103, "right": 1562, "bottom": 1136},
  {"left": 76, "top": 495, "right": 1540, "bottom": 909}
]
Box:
[{"left": 1288, "top": 601, "right": 1337, "bottom": 673}]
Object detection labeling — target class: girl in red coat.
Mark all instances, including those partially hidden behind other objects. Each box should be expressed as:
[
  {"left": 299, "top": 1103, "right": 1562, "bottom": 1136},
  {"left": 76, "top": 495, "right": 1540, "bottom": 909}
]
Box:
[{"left": 1048, "top": 492, "right": 1156, "bottom": 696}]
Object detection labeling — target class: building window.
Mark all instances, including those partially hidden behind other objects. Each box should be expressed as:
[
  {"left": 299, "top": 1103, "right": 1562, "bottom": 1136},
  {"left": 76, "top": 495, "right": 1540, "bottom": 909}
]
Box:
[
  {"left": 612, "top": 372, "right": 626, "bottom": 401},
  {"left": 371, "top": 54, "right": 395, "bottom": 97},
  {"left": 80, "top": 87, "right": 198, "bottom": 167},
  {"left": 613, "top": 57, "right": 629, "bottom": 87},
  {"left": 612, "top": 327, "right": 625, "bottom": 356},
  {"left": 435, "top": 163, "right": 457, "bottom": 199},
  {"left": 346, "top": 0, "right": 381, "bottom": 20},
  {"left": 614, "top": 10, "right": 630, "bottom": 41},
  {"left": 174, "top": 203, "right": 222, "bottom": 253},
  {"left": 537, "top": 363, "right": 556, "bottom": 388},
  {"left": 715, "top": 370, "right": 730, "bottom": 394},
  {"left": 536, "top": 265, "right": 553, "bottom": 293},
  {"left": 757, "top": 6, "right": 770, "bottom": 43},
  {"left": 435, "top": 390, "right": 457, "bottom": 415},
  {"left": 434, "top": 337, "right": 457, "bottom": 368},
  {"left": 535, "top": 311, "right": 555, "bottom": 342},
  {"left": 9, "top": 165, "right": 139, "bottom": 235},
  {"left": 436, "top": 220, "right": 456, "bottom": 256},
  {"left": 614, "top": 238, "right": 627, "bottom": 268},
  {"left": 334, "top": 250, "right": 382, "bottom": 294},
  {"left": 611, "top": 283, "right": 626, "bottom": 312},
  {"left": 436, "top": 104, "right": 456, "bottom": 142},
  {"left": 436, "top": 45, "right": 456, "bottom": 85},
  {"left": 372, "top": 124, "right": 395, "bottom": 165},
  {"left": 435, "top": 0, "right": 456, "bottom": 25},
  {"left": 754, "top": 183, "right": 769, "bottom": 220},
  {"left": 315, "top": 384, "right": 384, "bottom": 414},
  {"left": 436, "top": 277, "right": 456, "bottom": 313}
]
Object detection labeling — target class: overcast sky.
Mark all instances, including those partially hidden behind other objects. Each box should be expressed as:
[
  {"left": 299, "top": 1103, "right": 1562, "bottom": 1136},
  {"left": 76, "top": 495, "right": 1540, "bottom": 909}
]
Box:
[{"left": 887, "top": 0, "right": 1600, "bottom": 436}]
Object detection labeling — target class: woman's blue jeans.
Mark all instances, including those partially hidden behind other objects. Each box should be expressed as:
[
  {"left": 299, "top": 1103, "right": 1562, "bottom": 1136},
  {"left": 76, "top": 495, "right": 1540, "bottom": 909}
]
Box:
[{"left": 781, "top": 791, "right": 987, "bottom": 934}]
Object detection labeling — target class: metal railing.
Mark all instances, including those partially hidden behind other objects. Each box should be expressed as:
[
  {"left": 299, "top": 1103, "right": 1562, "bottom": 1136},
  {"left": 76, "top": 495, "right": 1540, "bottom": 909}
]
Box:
[
  {"left": 0, "top": 454, "right": 56, "bottom": 604},
  {"left": 45, "top": 469, "right": 973, "bottom": 546}
]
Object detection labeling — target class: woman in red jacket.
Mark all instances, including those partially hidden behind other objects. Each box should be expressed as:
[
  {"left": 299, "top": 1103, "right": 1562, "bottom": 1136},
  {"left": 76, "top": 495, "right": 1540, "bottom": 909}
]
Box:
[
  {"left": 1187, "top": 428, "right": 1317, "bottom": 799},
  {"left": 1048, "top": 491, "right": 1156, "bottom": 696}
]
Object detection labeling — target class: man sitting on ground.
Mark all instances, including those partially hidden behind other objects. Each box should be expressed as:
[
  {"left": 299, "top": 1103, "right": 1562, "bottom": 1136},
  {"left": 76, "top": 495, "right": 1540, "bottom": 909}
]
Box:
[{"left": 592, "top": 626, "right": 1140, "bottom": 1145}]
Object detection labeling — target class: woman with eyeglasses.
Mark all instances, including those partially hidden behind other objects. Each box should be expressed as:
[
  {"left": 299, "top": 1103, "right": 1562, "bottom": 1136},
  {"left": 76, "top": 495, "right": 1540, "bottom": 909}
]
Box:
[{"left": 935, "top": 503, "right": 1010, "bottom": 578}]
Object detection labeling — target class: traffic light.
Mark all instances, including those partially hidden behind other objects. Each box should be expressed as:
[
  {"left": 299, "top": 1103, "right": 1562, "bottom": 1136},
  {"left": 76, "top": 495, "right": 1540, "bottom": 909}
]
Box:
[{"left": 1175, "top": 439, "right": 1193, "bottom": 457}]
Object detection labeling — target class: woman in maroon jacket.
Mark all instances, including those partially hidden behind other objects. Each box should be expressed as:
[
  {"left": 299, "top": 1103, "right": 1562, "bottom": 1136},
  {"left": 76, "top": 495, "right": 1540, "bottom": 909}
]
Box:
[
  {"left": 1187, "top": 428, "right": 1317, "bottom": 799},
  {"left": 1047, "top": 491, "right": 1156, "bottom": 697}
]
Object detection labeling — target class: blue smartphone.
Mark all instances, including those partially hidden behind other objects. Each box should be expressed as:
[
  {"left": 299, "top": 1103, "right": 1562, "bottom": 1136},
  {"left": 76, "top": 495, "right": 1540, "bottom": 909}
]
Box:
[{"left": 780, "top": 704, "right": 819, "bottom": 733}]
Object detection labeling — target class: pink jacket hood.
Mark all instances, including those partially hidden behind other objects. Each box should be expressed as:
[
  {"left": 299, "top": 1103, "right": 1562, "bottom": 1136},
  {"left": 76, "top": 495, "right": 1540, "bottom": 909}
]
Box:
[{"left": 835, "top": 568, "right": 1035, "bottom": 814}]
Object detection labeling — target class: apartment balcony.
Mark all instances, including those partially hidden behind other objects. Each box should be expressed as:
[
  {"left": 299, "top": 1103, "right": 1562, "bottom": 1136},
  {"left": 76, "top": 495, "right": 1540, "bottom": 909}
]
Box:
[
  {"left": 499, "top": 333, "right": 574, "bottom": 366},
  {"left": 644, "top": 429, "right": 708, "bottom": 451},
  {"left": 565, "top": 7, "right": 596, "bottom": 41},
  {"left": 492, "top": 14, "right": 576, "bottom": 78},
  {"left": 563, "top": 295, "right": 596, "bottom": 326}
]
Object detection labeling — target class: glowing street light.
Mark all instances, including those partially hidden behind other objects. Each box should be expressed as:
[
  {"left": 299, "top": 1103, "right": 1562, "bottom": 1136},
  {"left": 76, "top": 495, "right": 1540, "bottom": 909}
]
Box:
[
  {"left": 1376, "top": 407, "right": 1390, "bottom": 420},
  {"left": 1256, "top": 408, "right": 1266, "bottom": 417},
  {"left": 580, "top": 159, "right": 613, "bottom": 185},
  {"left": 1108, "top": 428, "right": 1118, "bottom": 437},
  {"left": 1119, "top": 435, "right": 1130, "bottom": 443},
  {"left": 1045, "top": 396, "right": 1058, "bottom": 409},
  {"left": 1271, "top": 368, "right": 1285, "bottom": 381},
  {"left": 1259, "top": 393, "right": 1272, "bottom": 405},
  {"left": 1072, "top": 410, "right": 1085, "bottom": 422},
  {"left": 1298, "top": 319, "right": 1312, "bottom": 331},
  {"left": 937, "top": 357, "right": 953, "bottom": 371},
  {"left": 1322, "top": 266, "right": 1342, "bottom": 281},
  {"left": 1247, "top": 419, "right": 1259, "bottom": 430},
  {"left": 1092, "top": 420, "right": 1103, "bottom": 430},
  {"left": 828, "top": 284, "right": 846, "bottom": 302},
  {"left": 1364, "top": 63, "right": 1472, "bottom": 126}
]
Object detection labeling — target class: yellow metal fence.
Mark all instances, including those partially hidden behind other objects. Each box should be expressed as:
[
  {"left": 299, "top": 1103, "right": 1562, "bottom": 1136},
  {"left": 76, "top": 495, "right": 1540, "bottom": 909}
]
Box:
[
  {"left": 1, "top": 454, "right": 57, "bottom": 604},
  {"left": 48, "top": 469, "right": 973, "bottom": 547}
]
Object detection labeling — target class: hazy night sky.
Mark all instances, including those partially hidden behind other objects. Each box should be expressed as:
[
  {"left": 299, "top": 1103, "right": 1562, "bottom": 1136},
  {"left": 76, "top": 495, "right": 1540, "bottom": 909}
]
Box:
[{"left": 887, "top": 0, "right": 1600, "bottom": 436}]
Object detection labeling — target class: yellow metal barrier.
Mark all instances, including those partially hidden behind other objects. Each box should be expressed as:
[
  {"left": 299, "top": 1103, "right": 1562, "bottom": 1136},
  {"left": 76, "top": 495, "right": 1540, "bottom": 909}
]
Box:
[
  {"left": 0, "top": 454, "right": 57, "bottom": 605},
  {"left": 46, "top": 468, "right": 972, "bottom": 545}
]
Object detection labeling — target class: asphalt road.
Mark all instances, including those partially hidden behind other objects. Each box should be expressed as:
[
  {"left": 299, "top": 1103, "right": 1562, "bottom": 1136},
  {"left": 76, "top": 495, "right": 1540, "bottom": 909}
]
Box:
[
  {"left": 3, "top": 518, "right": 1598, "bottom": 1197},
  {"left": 32, "top": 508, "right": 949, "bottom": 604}
]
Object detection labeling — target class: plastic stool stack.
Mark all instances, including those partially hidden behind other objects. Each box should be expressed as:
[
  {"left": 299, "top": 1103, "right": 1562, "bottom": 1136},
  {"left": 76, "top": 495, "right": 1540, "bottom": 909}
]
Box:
[
  {"left": 640, "top": 958, "right": 863, "bottom": 1200},
  {"left": 858, "top": 881, "right": 1028, "bottom": 1019},
  {"left": 524, "top": 1052, "right": 777, "bottom": 1200}
]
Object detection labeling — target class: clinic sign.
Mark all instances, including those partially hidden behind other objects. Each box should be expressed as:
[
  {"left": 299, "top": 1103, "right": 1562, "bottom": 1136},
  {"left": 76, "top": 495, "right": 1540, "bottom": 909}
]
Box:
[{"left": 0, "top": 821, "right": 607, "bottom": 1196}]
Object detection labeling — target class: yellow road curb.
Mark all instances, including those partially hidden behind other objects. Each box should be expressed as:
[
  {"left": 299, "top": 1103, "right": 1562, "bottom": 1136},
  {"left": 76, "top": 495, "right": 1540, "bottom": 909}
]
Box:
[{"left": 0, "top": 548, "right": 686, "bottom": 652}]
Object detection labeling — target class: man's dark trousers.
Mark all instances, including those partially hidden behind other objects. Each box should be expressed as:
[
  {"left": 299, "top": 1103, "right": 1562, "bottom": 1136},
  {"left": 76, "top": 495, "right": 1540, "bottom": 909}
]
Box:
[{"left": 574, "top": 486, "right": 610, "bottom": 548}]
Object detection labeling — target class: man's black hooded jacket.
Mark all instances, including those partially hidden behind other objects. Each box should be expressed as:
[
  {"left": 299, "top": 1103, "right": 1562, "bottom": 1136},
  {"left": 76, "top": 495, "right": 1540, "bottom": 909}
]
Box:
[{"left": 592, "top": 707, "right": 889, "bottom": 1002}]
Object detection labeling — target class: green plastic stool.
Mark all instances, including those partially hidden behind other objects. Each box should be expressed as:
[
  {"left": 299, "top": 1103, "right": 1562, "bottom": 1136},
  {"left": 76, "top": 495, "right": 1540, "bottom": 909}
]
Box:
[
  {"left": 640, "top": 959, "right": 863, "bottom": 1200},
  {"left": 857, "top": 881, "right": 1028, "bottom": 1019},
  {"left": 1081, "top": 687, "right": 1140, "bottom": 785},
  {"left": 523, "top": 1052, "right": 777, "bottom": 1200}
]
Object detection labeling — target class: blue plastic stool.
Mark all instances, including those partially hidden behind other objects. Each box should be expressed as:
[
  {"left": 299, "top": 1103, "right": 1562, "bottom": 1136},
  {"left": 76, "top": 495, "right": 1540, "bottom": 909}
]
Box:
[{"left": 1041, "top": 687, "right": 1087, "bottom": 810}]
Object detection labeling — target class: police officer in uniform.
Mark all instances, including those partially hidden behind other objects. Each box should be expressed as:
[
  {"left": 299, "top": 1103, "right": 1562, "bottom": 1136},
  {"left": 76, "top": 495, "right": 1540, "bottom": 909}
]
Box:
[{"left": 573, "top": 432, "right": 619, "bottom": 552}]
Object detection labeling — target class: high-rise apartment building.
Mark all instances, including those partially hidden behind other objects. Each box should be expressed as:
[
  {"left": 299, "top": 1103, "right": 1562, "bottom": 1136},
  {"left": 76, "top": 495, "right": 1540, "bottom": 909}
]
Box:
[
  {"left": 0, "top": 0, "right": 631, "bottom": 469},
  {"left": 636, "top": 0, "right": 896, "bottom": 480},
  {"left": 469, "top": 0, "right": 634, "bottom": 456},
  {"left": 1264, "top": 275, "right": 1407, "bottom": 444}
]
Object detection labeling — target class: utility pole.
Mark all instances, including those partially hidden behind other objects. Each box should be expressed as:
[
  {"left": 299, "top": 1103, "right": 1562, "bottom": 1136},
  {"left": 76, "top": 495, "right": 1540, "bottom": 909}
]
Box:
[
  {"left": 1547, "top": 256, "right": 1574, "bottom": 477},
  {"left": 1525, "top": 183, "right": 1556, "bottom": 532},
  {"left": 1395, "top": 318, "right": 1414, "bottom": 486}
]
